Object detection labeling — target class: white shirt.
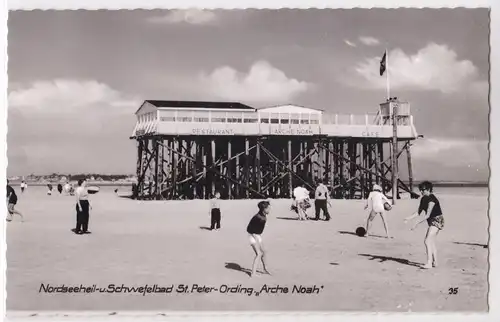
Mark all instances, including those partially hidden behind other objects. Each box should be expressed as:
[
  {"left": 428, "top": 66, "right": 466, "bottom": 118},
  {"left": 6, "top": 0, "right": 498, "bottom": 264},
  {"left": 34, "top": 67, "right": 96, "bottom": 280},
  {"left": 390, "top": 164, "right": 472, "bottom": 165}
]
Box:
[
  {"left": 293, "top": 187, "right": 309, "bottom": 201},
  {"left": 315, "top": 184, "right": 329, "bottom": 200},
  {"left": 367, "top": 191, "right": 389, "bottom": 213},
  {"left": 76, "top": 186, "right": 89, "bottom": 200}
]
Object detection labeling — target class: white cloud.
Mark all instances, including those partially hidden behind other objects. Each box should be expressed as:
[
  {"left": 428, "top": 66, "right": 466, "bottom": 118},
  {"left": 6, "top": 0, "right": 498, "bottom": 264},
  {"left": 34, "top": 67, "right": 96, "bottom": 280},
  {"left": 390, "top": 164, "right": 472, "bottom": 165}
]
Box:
[
  {"left": 198, "top": 60, "right": 311, "bottom": 103},
  {"left": 147, "top": 9, "right": 217, "bottom": 25},
  {"left": 359, "top": 36, "right": 380, "bottom": 46},
  {"left": 8, "top": 79, "right": 139, "bottom": 114},
  {"left": 411, "top": 137, "right": 487, "bottom": 167},
  {"left": 346, "top": 43, "right": 487, "bottom": 95},
  {"left": 344, "top": 39, "right": 357, "bottom": 47}
]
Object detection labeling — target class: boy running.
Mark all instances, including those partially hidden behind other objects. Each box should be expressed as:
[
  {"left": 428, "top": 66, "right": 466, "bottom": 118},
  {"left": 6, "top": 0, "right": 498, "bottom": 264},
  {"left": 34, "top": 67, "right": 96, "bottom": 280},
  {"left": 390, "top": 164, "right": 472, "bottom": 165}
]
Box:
[{"left": 6, "top": 180, "right": 24, "bottom": 222}]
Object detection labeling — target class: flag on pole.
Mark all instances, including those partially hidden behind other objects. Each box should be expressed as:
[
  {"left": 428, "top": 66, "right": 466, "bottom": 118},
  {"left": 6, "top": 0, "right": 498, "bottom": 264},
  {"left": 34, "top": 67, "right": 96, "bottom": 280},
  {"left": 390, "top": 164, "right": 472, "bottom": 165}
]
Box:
[{"left": 380, "top": 51, "right": 387, "bottom": 76}]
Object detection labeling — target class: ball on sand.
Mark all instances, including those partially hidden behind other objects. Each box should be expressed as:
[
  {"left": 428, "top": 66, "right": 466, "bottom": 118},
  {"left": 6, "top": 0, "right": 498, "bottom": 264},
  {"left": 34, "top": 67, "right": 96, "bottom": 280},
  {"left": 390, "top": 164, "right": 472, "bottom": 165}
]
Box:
[{"left": 355, "top": 227, "right": 367, "bottom": 237}]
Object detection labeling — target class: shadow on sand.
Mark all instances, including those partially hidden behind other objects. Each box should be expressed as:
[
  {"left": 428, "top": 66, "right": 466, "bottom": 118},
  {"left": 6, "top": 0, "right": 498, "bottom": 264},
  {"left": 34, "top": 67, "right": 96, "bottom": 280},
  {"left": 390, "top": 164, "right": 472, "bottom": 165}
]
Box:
[
  {"left": 275, "top": 217, "right": 300, "bottom": 221},
  {"left": 453, "top": 241, "right": 488, "bottom": 249},
  {"left": 225, "top": 262, "right": 252, "bottom": 277},
  {"left": 359, "top": 254, "right": 422, "bottom": 268},
  {"left": 338, "top": 231, "right": 386, "bottom": 239},
  {"left": 199, "top": 226, "right": 212, "bottom": 231},
  {"left": 118, "top": 195, "right": 134, "bottom": 200}
]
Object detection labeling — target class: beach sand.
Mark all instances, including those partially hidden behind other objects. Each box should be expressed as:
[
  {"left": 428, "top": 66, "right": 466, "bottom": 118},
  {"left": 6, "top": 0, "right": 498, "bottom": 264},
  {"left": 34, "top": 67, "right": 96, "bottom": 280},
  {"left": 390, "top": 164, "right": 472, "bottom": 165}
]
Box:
[{"left": 6, "top": 186, "right": 489, "bottom": 312}]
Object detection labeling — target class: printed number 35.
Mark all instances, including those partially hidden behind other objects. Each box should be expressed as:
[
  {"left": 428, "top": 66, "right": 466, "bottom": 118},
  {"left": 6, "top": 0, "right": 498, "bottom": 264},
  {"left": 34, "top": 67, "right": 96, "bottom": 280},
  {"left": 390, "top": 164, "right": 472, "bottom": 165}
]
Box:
[{"left": 448, "top": 287, "right": 458, "bottom": 295}]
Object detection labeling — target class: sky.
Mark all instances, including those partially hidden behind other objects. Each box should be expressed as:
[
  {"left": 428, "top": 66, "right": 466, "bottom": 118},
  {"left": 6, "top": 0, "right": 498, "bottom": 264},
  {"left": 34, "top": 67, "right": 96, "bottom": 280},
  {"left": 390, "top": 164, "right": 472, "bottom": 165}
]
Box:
[{"left": 7, "top": 8, "right": 490, "bottom": 181}]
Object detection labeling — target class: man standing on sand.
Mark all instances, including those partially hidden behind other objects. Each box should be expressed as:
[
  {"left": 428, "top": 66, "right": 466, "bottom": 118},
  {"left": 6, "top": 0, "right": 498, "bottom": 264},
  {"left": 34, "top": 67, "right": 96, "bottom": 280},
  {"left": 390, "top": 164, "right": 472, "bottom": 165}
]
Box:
[{"left": 314, "top": 180, "right": 331, "bottom": 221}]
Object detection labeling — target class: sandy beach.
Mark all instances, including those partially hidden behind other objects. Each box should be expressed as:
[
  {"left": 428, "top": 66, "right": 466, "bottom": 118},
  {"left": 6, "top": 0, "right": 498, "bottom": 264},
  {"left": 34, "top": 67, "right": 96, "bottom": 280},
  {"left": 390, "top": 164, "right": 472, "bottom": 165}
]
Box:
[{"left": 6, "top": 186, "right": 488, "bottom": 312}]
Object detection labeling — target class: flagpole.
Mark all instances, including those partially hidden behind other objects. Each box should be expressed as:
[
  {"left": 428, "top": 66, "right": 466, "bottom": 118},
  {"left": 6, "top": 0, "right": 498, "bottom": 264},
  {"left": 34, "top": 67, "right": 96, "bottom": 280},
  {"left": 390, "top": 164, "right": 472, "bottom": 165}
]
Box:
[{"left": 386, "top": 48, "right": 390, "bottom": 100}]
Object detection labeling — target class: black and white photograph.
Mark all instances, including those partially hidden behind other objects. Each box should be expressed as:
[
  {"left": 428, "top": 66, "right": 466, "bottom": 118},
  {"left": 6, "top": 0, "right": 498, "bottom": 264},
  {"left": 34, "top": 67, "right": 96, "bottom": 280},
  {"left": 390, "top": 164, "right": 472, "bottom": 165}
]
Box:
[{"left": 4, "top": 5, "right": 492, "bottom": 314}]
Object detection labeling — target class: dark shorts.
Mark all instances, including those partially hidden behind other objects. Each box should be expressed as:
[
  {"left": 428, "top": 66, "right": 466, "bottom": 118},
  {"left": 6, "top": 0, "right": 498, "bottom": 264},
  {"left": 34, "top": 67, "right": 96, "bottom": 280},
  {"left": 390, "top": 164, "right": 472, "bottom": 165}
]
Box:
[
  {"left": 7, "top": 203, "right": 16, "bottom": 214},
  {"left": 428, "top": 215, "right": 444, "bottom": 230}
]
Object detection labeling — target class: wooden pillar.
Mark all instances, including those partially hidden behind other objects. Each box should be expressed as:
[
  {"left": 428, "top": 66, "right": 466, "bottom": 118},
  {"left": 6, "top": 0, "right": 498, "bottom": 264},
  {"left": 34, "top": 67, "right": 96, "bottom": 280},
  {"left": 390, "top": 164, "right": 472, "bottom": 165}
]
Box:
[
  {"left": 288, "top": 139, "right": 292, "bottom": 198},
  {"left": 154, "top": 138, "right": 160, "bottom": 199},
  {"left": 391, "top": 103, "right": 398, "bottom": 204},
  {"left": 227, "top": 140, "right": 232, "bottom": 199},
  {"left": 236, "top": 139, "right": 240, "bottom": 198},
  {"left": 136, "top": 140, "right": 143, "bottom": 199},
  {"left": 245, "top": 138, "right": 250, "bottom": 198},
  {"left": 211, "top": 139, "right": 216, "bottom": 196},
  {"left": 172, "top": 138, "right": 178, "bottom": 199},
  {"left": 192, "top": 140, "right": 198, "bottom": 199},
  {"left": 256, "top": 139, "right": 261, "bottom": 193},
  {"left": 202, "top": 140, "right": 207, "bottom": 199},
  {"left": 406, "top": 141, "right": 414, "bottom": 193}
]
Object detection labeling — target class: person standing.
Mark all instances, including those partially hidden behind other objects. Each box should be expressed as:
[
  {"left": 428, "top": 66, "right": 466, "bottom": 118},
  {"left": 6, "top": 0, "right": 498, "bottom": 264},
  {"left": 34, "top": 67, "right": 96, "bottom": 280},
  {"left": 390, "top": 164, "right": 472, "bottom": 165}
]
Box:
[
  {"left": 6, "top": 180, "right": 24, "bottom": 222},
  {"left": 20, "top": 180, "right": 27, "bottom": 193},
  {"left": 209, "top": 191, "right": 222, "bottom": 231},
  {"left": 364, "top": 184, "right": 391, "bottom": 238},
  {"left": 246, "top": 201, "right": 271, "bottom": 277},
  {"left": 75, "top": 179, "right": 91, "bottom": 234},
  {"left": 314, "top": 180, "right": 331, "bottom": 221},
  {"left": 293, "top": 185, "right": 310, "bottom": 221},
  {"left": 57, "top": 183, "right": 63, "bottom": 194},
  {"left": 47, "top": 183, "right": 53, "bottom": 196},
  {"left": 405, "top": 181, "right": 444, "bottom": 269}
]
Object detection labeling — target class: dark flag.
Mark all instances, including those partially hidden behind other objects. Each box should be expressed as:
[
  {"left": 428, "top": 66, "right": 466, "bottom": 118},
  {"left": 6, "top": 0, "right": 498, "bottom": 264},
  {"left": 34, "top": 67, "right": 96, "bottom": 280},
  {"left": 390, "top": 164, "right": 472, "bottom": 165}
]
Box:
[{"left": 380, "top": 51, "right": 387, "bottom": 76}]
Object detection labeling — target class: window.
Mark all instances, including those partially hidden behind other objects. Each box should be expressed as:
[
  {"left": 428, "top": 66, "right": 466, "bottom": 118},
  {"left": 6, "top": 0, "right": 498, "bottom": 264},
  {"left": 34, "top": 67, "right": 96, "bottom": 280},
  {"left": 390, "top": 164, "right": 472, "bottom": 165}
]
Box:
[
  {"left": 310, "top": 119, "right": 319, "bottom": 124},
  {"left": 280, "top": 119, "right": 290, "bottom": 124},
  {"left": 300, "top": 120, "right": 310, "bottom": 124},
  {"left": 211, "top": 117, "right": 226, "bottom": 123},
  {"left": 228, "top": 118, "right": 242, "bottom": 123},
  {"left": 178, "top": 117, "right": 192, "bottom": 122},
  {"left": 194, "top": 117, "right": 209, "bottom": 122},
  {"left": 244, "top": 118, "right": 258, "bottom": 123},
  {"left": 270, "top": 118, "right": 280, "bottom": 124},
  {"left": 160, "top": 117, "right": 176, "bottom": 122}
]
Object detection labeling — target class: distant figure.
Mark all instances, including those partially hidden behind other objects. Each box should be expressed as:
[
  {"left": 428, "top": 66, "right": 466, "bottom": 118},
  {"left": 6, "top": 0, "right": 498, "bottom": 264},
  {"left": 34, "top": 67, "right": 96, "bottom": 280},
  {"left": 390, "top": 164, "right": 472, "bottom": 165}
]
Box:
[
  {"left": 47, "top": 183, "right": 53, "bottom": 196},
  {"left": 314, "top": 180, "right": 331, "bottom": 221},
  {"left": 293, "top": 185, "right": 310, "bottom": 221},
  {"left": 57, "top": 183, "right": 63, "bottom": 194},
  {"left": 64, "top": 182, "right": 71, "bottom": 195},
  {"left": 75, "top": 179, "right": 91, "bottom": 235},
  {"left": 405, "top": 181, "right": 444, "bottom": 269},
  {"left": 20, "top": 180, "right": 27, "bottom": 193},
  {"left": 364, "top": 184, "right": 391, "bottom": 238},
  {"left": 6, "top": 180, "right": 24, "bottom": 222},
  {"left": 114, "top": 188, "right": 119, "bottom": 194},
  {"left": 246, "top": 201, "right": 271, "bottom": 277},
  {"left": 209, "top": 192, "right": 222, "bottom": 231}
]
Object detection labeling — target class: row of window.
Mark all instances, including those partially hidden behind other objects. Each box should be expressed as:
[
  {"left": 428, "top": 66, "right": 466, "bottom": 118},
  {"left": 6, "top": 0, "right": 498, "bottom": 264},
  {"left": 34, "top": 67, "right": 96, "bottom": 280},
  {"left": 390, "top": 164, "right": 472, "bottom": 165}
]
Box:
[{"left": 158, "top": 117, "right": 319, "bottom": 124}]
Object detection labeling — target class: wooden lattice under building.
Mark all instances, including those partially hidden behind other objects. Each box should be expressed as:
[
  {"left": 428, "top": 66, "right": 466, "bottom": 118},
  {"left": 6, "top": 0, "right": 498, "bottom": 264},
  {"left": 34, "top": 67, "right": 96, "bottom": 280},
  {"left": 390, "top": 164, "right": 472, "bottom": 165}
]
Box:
[{"left": 130, "top": 100, "right": 419, "bottom": 200}]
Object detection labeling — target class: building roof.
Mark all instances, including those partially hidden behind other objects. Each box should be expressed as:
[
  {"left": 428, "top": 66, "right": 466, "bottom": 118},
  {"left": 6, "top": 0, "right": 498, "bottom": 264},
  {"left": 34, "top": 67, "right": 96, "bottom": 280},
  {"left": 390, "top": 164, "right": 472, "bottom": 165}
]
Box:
[
  {"left": 257, "top": 104, "right": 323, "bottom": 114},
  {"left": 145, "top": 100, "right": 255, "bottom": 110}
]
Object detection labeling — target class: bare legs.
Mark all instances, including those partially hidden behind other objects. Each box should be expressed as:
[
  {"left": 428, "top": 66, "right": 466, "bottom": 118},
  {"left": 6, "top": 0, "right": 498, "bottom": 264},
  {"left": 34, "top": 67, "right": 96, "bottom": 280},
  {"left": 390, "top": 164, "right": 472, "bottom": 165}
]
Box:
[
  {"left": 250, "top": 238, "right": 270, "bottom": 277},
  {"left": 422, "top": 226, "right": 439, "bottom": 269},
  {"left": 365, "top": 210, "right": 390, "bottom": 238},
  {"left": 7, "top": 205, "right": 24, "bottom": 222}
]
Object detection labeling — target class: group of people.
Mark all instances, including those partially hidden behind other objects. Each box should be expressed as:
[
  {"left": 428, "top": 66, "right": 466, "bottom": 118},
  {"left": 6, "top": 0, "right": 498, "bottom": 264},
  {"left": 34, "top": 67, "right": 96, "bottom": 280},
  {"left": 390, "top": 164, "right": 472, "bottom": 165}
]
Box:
[
  {"left": 291, "top": 180, "right": 331, "bottom": 221},
  {"left": 239, "top": 180, "right": 444, "bottom": 276},
  {"left": 6, "top": 179, "right": 92, "bottom": 236}
]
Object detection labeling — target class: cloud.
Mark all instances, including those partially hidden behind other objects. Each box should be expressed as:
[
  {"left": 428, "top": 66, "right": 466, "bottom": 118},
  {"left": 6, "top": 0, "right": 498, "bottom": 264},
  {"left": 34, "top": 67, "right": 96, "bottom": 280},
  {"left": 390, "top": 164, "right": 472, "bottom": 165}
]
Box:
[
  {"left": 345, "top": 43, "right": 487, "bottom": 95},
  {"left": 344, "top": 39, "right": 357, "bottom": 47},
  {"left": 198, "top": 60, "right": 311, "bottom": 103},
  {"left": 411, "top": 137, "right": 487, "bottom": 167},
  {"left": 147, "top": 9, "right": 217, "bottom": 25},
  {"left": 8, "top": 79, "right": 139, "bottom": 114},
  {"left": 359, "top": 36, "right": 380, "bottom": 46}
]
